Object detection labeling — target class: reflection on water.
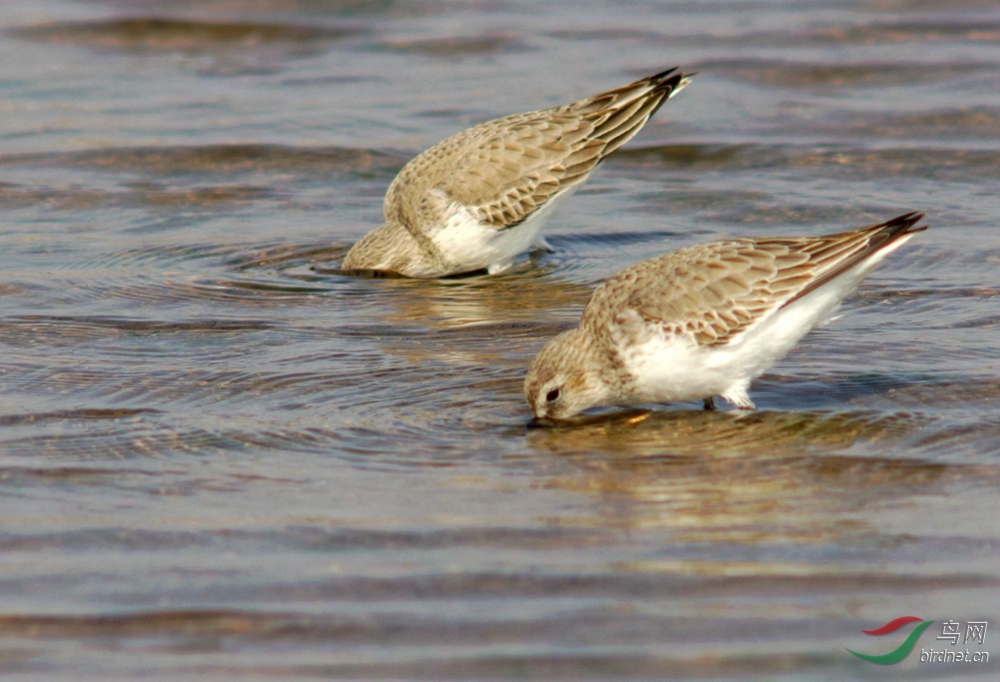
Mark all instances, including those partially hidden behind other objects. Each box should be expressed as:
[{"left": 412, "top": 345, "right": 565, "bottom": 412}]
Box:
[
  {"left": 528, "top": 407, "right": 917, "bottom": 458},
  {"left": 1, "top": 0, "right": 999, "bottom": 679},
  {"left": 528, "top": 409, "right": 995, "bottom": 540}
]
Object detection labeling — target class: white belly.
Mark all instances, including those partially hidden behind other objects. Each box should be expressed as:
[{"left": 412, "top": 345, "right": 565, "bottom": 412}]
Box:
[
  {"left": 619, "top": 278, "right": 859, "bottom": 406},
  {"left": 432, "top": 186, "right": 579, "bottom": 274}
]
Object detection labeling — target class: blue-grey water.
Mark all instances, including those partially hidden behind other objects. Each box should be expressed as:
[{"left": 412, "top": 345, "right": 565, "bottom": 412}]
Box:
[{"left": 1, "top": 0, "right": 998, "bottom": 679}]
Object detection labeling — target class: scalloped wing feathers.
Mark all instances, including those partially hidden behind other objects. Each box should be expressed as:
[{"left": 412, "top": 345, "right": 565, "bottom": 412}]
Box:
[
  {"left": 384, "top": 69, "right": 688, "bottom": 234},
  {"left": 585, "top": 213, "right": 926, "bottom": 348}
]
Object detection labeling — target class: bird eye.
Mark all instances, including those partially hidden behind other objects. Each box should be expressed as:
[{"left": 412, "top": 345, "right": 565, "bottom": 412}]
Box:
[{"left": 545, "top": 388, "right": 560, "bottom": 403}]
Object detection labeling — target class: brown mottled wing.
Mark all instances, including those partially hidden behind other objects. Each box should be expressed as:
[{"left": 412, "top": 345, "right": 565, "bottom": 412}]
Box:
[
  {"left": 386, "top": 69, "right": 688, "bottom": 232},
  {"left": 591, "top": 213, "right": 925, "bottom": 347},
  {"left": 433, "top": 114, "right": 604, "bottom": 228}
]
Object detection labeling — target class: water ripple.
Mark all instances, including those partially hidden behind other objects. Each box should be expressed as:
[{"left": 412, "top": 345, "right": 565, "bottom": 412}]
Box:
[
  {"left": 8, "top": 17, "right": 364, "bottom": 51},
  {"left": 695, "top": 58, "right": 998, "bottom": 90},
  {"left": 0, "top": 144, "right": 408, "bottom": 176},
  {"left": 615, "top": 144, "right": 1000, "bottom": 180}
]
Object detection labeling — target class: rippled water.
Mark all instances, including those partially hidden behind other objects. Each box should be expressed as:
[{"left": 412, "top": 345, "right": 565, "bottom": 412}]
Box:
[{"left": 1, "top": 0, "right": 998, "bottom": 679}]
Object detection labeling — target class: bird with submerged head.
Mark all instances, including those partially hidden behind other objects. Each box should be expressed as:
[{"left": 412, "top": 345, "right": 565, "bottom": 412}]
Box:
[{"left": 342, "top": 68, "right": 693, "bottom": 278}]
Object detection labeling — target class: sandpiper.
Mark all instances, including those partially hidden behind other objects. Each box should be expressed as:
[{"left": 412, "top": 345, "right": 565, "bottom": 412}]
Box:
[
  {"left": 524, "top": 212, "right": 927, "bottom": 421},
  {"left": 342, "top": 68, "right": 692, "bottom": 278}
]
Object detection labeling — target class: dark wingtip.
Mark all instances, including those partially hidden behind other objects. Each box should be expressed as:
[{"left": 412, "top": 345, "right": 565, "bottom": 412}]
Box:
[
  {"left": 855, "top": 211, "right": 929, "bottom": 258},
  {"left": 638, "top": 68, "right": 691, "bottom": 120},
  {"left": 636, "top": 67, "right": 691, "bottom": 91},
  {"left": 779, "top": 211, "right": 928, "bottom": 310},
  {"left": 879, "top": 211, "right": 928, "bottom": 237},
  {"left": 648, "top": 66, "right": 696, "bottom": 80},
  {"left": 648, "top": 66, "right": 679, "bottom": 80},
  {"left": 650, "top": 67, "right": 691, "bottom": 94}
]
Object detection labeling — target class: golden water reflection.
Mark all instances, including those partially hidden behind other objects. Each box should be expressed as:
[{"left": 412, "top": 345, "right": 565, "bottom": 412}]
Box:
[{"left": 528, "top": 409, "right": 994, "bottom": 545}]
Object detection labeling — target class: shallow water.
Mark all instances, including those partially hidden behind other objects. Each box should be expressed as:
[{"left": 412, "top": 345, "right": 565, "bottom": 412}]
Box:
[{"left": 1, "top": 0, "right": 998, "bottom": 679}]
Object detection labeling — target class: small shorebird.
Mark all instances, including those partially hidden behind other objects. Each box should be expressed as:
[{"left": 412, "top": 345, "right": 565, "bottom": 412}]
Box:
[
  {"left": 524, "top": 212, "right": 927, "bottom": 421},
  {"left": 342, "top": 68, "right": 692, "bottom": 278}
]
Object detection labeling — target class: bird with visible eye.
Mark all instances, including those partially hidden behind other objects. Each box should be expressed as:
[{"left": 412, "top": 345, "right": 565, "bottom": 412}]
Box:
[{"left": 524, "top": 212, "right": 927, "bottom": 422}]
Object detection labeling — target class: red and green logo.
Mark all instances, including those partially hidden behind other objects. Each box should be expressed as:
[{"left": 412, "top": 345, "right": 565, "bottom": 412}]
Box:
[{"left": 846, "top": 616, "right": 935, "bottom": 664}]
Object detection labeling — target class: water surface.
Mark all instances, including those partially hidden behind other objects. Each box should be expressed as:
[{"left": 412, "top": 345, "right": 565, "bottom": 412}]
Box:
[{"left": 1, "top": 0, "right": 998, "bottom": 679}]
